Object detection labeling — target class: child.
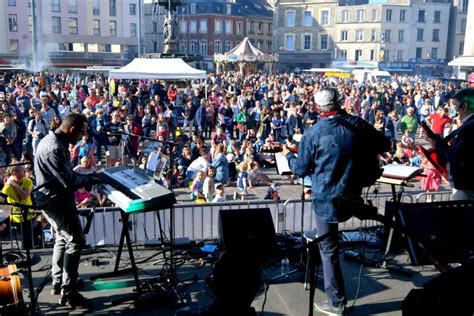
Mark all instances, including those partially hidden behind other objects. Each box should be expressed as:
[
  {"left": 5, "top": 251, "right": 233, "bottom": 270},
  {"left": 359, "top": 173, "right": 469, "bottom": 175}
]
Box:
[
  {"left": 191, "top": 170, "right": 206, "bottom": 201},
  {"left": 203, "top": 167, "right": 216, "bottom": 202},
  {"left": 212, "top": 183, "right": 227, "bottom": 203},
  {"left": 248, "top": 162, "right": 273, "bottom": 188},
  {"left": 421, "top": 157, "right": 442, "bottom": 202},
  {"left": 234, "top": 162, "right": 249, "bottom": 200}
]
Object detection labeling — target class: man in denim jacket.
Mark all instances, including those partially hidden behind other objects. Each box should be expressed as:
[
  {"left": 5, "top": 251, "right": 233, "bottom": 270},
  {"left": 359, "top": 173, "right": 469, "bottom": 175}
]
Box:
[{"left": 283, "top": 88, "right": 390, "bottom": 315}]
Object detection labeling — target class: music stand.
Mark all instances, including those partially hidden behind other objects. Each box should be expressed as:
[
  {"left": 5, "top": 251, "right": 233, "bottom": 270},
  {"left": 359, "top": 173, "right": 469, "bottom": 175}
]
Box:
[{"left": 376, "top": 164, "right": 422, "bottom": 268}]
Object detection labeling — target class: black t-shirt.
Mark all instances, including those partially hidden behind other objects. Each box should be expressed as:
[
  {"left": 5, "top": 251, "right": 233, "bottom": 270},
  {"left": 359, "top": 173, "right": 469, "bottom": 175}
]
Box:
[{"left": 105, "top": 121, "right": 122, "bottom": 146}]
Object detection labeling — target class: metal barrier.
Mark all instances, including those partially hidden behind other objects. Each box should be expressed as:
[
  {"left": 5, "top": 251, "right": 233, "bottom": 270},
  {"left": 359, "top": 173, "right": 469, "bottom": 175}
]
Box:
[
  {"left": 415, "top": 190, "right": 452, "bottom": 203},
  {"left": 3, "top": 191, "right": 449, "bottom": 248}
]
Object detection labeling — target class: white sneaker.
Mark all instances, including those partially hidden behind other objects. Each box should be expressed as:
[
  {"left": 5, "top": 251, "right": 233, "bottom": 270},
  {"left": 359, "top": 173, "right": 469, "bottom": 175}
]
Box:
[{"left": 233, "top": 192, "right": 238, "bottom": 200}]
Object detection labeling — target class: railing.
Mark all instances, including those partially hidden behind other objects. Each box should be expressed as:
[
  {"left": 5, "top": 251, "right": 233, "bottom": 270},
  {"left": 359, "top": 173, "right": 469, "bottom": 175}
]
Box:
[{"left": 1, "top": 191, "right": 452, "bottom": 248}]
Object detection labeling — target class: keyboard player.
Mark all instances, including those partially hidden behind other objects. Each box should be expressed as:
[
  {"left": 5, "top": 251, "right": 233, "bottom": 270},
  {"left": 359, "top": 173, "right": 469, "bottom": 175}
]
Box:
[{"left": 34, "top": 113, "right": 102, "bottom": 308}]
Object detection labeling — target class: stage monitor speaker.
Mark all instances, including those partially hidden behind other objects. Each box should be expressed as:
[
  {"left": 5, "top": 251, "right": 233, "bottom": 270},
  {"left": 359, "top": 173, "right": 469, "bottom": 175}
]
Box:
[
  {"left": 386, "top": 200, "right": 474, "bottom": 266},
  {"left": 218, "top": 208, "right": 278, "bottom": 263}
]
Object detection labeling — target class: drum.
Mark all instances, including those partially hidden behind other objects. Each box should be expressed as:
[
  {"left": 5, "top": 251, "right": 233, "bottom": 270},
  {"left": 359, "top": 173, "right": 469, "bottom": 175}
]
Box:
[{"left": 0, "top": 264, "right": 23, "bottom": 311}]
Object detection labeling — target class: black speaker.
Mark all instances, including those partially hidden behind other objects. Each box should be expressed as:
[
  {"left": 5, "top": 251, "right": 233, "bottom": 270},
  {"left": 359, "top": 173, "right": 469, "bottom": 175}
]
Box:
[
  {"left": 218, "top": 208, "right": 278, "bottom": 263},
  {"left": 386, "top": 200, "right": 474, "bottom": 266}
]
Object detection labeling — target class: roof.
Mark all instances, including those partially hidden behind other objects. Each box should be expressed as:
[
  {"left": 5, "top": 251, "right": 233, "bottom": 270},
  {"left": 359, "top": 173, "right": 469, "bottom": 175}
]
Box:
[
  {"left": 214, "top": 37, "right": 278, "bottom": 63},
  {"left": 108, "top": 58, "right": 206, "bottom": 80}
]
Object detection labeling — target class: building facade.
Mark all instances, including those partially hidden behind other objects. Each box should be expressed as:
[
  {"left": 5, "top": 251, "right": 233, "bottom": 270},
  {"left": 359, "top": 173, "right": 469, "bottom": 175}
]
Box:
[
  {"left": 1, "top": 0, "right": 141, "bottom": 70},
  {"left": 273, "top": 0, "right": 452, "bottom": 75}
]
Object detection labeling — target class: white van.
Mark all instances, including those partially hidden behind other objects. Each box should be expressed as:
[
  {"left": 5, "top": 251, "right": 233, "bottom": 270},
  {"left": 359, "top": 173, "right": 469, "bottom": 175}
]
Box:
[{"left": 352, "top": 69, "right": 392, "bottom": 85}]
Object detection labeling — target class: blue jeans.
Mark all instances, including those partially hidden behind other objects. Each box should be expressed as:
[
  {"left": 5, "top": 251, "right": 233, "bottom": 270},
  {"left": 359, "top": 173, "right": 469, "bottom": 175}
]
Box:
[{"left": 315, "top": 215, "right": 347, "bottom": 308}]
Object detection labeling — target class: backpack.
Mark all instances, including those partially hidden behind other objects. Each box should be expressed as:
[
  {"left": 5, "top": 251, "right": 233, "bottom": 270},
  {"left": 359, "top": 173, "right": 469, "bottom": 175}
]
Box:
[{"left": 333, "top": 116, "right": 385, "bottom": 188}]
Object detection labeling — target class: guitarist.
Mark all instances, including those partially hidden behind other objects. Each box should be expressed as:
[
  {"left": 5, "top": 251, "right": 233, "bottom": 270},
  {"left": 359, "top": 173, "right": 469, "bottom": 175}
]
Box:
[
  {"left": 282, "top": 88, "right": 390, "bottom": 316},
  {"left": 425, "top": 88, "right": 474, "bottom": 200}
]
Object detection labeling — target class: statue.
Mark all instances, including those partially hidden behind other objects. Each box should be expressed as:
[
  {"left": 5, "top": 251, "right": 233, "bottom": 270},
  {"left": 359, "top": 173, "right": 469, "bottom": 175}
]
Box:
[{"left": 163, "top": 12, "right": 172, "bottom": 41}]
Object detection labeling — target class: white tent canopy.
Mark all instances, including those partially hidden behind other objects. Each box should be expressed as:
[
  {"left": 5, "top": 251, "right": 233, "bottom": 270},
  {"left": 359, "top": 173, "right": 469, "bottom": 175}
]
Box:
[{"left": 109, "top": 58, "right": 206, "bottom": 80}]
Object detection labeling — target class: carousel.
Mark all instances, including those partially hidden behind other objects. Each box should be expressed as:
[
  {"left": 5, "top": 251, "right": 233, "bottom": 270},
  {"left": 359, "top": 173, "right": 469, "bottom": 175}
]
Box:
[{"left": 214, "top": 37, "right": 279, "bottom": 74}]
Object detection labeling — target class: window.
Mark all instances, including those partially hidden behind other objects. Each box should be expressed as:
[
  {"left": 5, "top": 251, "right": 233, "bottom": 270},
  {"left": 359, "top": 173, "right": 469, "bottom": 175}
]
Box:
[
  {"left": 130, "top": 23, "right": 137, "bottom": 37},
  {"left": 371, "top": 30, "right": 376, "bottom": 41},
  {"left": 130, "top": 3, "right": 136, "bottom": 15},
  {"left": 110, "top": 20, "right": 117, "bottom": 36},
  {"left": 417, "top": 28, "right": 424, "bottom": 41},
  {"left": 397, "top": 49, "right": 403, "bottom": 61},
  {"left": 434, "top": 11, "right": 441, "bottom": 23},
  {"left": 321, "top": 10, "right": 329, "bottom": 26},
  {"left": 179, "top": 40, "right": 188, "bottom": 54},
  {"left": 225, "top": 21, "right": 232, "bottom": 34},
  {"left": 10, "top": 39, "right": 18, "bottom": 53},
  {"left": 225, "top": 40, "right": 232, "bottom": 52},
  {"left": 303, "top": 34, "right": 312, "bottom": 50},
  {"left": 51, "top": 0, "right": 60, "bottom": 12},
  {"left": 267, "top": 41, "right": 272, "bottom": 51},
  {"left": 88, "top": 44, "right": 98, "bottom": 53},
  {"left": 356, "top": 30, "right": 363, "bottom": 41},
  {"left": 237, "top": 22, "right": 243, "bottom": 35},
  {"left": 339, "top": 50, "right": 347, "bottom": 60},
  {"left": 152, "top": 22, "right": 157, "bottom": 33},
  {"left": 384, "top": 50, "right": 390, "bottom": 61},
  {"left": 384, "top": 29, "right": 391, "bottom": 42},
  {"left": 285, "top": 34, "right": 295, "bottom": 51},
  {"left": 200, "top": 40, "right": 207, "bottom": 56},
  {"left": 355, "top": 49, "right": 362, "bottom": 61},
  {"left": 68, "top": 0, "right": 77, "bottom": 13},
  {"left": 214, "top": 40, "right": 222, "bottom": 54},
  {"left": 459, "top": 41, "right": 464, "bottom": 55},
  {"left": 8, "top": 14, "right": 18, "bottom": 32},
  {"left": 180, "top": 20, "right": 187, "bottom": 34},
  {"left": 287, "top": 11, "right": 295, "bottom": 27},
  {"left": 93, "top": 20, "right": 100, "bottom": 36},
  {"left": 257, "top": 40, "right": 263, "bottom": 50},
  {"left": 371, "top": 9, "right": 377, "bottom": 22},
  {"left": 341, "top": 30, "right": 348, "bottom": 41},
  {"left": 199, "top": 20, "right": 207, "bottom": 33},
  {"left": 400, "top": 9, "right": 406, "bottom": 22},
  {"left": 461, "top": 19, "right": 467, "bottom": 33},
  {"left": 93, "top": 0, "right": 100, "bottom": 15},
  {"left": 190, "top": 20, "right": 197, "bottom": 33},
  {"left": 28, "top": 15, "right": 32, "bottom": 32},
  {"left": 190, "top": 3, "right": 196, "bottom": 14},
  {"left": 431, "top": 47, "right": 438, "bottom": 58},
  {"left": 342, "top": 10, "right": 349, "bottom": 23},
  {"left": 52, "top": 17, "right": 61, "bottom": 34},
  {"left": 418, "top": 10, "right": 425, "bottom": 23},
  {"left": 320, "top": 34, "right": 328, "bottom": 50},
  {"left": 304, "top": 10, "right": 313, "bottom": 27},
  {"left": 258, "top": 22, "right": 264, "bottom": 33},
  {"left": 68, "top": 18, "right": 78, "bottom": 34},
  {"left": 190, "top": 40, "right": 197, "bottom": 55},
  {"left": 249, "top": 21, "right": 255, "bottom": 33},
  {"left": 462, "top": 0, "right": 468, "bottom": 11},
  {"left": 432, "top": 29, "right": 439, "bottom": 42},
  {"left": 416, "top": 47, "right": 422, "bottom": 58},
  {"left": 398, "top": 30, "right": 404, "bottom": 42},
  {"left": 110, "top": 0, "right": 116, "bottom": 17},
  {"left": 268, "top": 23, "right": 272, "bottom": 34},
  {"left": 215, "top": 20, "right": 222, "bottom": 34},
  {"left": 73, "top": 43, "right": 85, "bottom": 52},
  {"left": 357, "top": 10, "right": 365, "bottom": 22},
  {"left": 8, "top": 0, "right": 16, "bottom": 6},
  {"left": 386, "top": 9, "right": 392, "bottom": 21},
  {"left": 226, "top": 4, "right": 231, "bottom": 15},
  {"left": 370, "top": 49, "right": 375, "bottom": 61}
]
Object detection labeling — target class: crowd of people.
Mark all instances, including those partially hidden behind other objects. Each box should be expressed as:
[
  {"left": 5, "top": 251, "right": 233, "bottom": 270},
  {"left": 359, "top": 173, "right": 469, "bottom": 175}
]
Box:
[{"left": 0, "top": 70, "right": 468, "bottom": 205}]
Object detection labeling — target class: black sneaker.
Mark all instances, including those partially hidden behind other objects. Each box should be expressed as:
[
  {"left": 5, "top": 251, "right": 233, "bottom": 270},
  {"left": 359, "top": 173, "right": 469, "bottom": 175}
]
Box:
[
  {"left": 59, "top": 291, "right": 91, "bottom": 309},
  {"left": 51, "top": 283, "right": 61, "bottom": 295},
  {"left": 314, "top": 300, "right": 345, "bottom": 316}
]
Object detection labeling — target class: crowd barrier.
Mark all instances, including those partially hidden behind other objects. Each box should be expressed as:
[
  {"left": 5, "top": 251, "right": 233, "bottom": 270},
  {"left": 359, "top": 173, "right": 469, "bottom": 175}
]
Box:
[{"left": 1, "top": 190, "right": 452, "bottom": 248}]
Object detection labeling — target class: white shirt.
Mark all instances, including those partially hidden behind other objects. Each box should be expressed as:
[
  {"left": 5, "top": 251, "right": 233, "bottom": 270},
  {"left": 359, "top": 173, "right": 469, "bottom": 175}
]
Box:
[{"left": 187, "top": 156, "right": 210, "bottom": 174}]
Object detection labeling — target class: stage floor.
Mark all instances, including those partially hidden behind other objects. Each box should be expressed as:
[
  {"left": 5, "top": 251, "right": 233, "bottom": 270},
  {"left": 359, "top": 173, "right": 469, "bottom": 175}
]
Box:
[{"left": 4, "top": 240, "right": 441, "bottom": 316}]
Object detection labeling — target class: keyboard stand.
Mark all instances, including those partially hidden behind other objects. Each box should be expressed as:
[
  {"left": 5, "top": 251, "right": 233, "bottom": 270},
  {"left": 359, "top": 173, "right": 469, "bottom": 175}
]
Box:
[{"left": 90, "top": 210, "right": 142, "bottom": 304}]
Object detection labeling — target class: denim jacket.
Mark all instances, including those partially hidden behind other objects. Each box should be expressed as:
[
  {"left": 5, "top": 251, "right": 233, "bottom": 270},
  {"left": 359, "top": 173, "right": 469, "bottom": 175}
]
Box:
[{"left": 287, "top": 111, "right": 390, "bottom": 223}]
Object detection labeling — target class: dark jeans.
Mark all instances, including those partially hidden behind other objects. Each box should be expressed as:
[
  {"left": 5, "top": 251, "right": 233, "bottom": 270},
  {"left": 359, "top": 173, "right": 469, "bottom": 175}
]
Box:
[{"left": 315, "top": 215, "right": 347, "bottom": 308}]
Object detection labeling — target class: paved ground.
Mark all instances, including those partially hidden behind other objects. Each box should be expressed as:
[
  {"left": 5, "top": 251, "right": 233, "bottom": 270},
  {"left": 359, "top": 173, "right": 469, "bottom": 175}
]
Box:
[{"left": 10, "top": 243, "right": 440, "bottom": 316}]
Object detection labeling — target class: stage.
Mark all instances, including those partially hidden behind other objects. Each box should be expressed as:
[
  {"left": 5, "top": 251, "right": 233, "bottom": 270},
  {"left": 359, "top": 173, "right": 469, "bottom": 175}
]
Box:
[{"left": 4, "top": 239, "right": 441, "bottom": 316}]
